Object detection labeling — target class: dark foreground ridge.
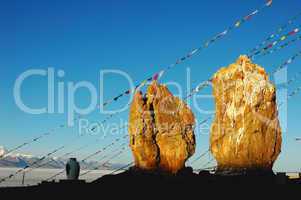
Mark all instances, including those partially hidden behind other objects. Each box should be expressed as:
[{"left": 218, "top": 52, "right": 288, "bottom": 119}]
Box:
[{"left": 1, "top": 167, "right": 300, "bottom": 197}]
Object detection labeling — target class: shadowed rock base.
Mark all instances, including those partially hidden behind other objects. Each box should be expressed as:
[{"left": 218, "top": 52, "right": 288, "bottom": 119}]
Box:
[
  {"left": 93, "top": 167, "right": 278, "bottom": 186},
  {"left": 215, "top": 167, "right": 275, "bottom": 176},
  {"left": 1, "top": 170, "right": 300, "bottom": 197}
]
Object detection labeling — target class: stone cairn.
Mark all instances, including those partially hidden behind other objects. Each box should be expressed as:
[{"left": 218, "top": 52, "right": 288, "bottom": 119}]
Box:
[
  {"left": 210, "top": 55, "right": 282, "bottom": 175},
  {"left": 128, "top": 81, "right": 196, "bottom": 174}
]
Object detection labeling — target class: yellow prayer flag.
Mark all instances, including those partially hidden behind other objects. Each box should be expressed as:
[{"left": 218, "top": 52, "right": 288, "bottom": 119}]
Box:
[{"left": 141, "top": 80, "right": 147, "bottom": 86}]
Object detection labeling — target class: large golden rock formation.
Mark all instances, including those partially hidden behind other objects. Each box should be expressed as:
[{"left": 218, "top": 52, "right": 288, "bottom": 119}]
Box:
[
  {"left": 128, "top": 81, "right": 195, "bottom": 174},
  {"left": 210, "top": 55, "right": 282, "bottom": 173}
]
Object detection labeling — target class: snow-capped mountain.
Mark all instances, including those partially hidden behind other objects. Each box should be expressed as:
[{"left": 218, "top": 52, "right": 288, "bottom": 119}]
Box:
[
  {"left": 0, "top": 146, "right": 117, "bottom": 170},
  {"left": 14, "top": 153, "right": 34, "bottom": 159},
  {"left": 0, "top": 155, "right": 28, "bottom": 168}
]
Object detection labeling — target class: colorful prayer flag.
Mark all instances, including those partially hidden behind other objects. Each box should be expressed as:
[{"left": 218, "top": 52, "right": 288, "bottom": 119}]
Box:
[
  {"left": 266, "top": 0, "right": 273, "bottom": 7},
  {"left": 235, "top": 21, "right": 241, "bottom": 27},
  {"left": 251, "top": 10, "right": 259, "bottom": 15},
  {"left": 158, "top": 70, "right": 165, "bottom": 79},
  {"left": 153, "top": 73, "right": 159, "bottom": 80},
  {"left": 286, "top": 58, "right": 293, "bottom": 64},
  {"left": 188, "top": 48, "right": 199, "bottom": 57},
  {"left": 141, "top": 79, "right": 147, "bottom": 86},
  {"left": 205, "top": 41, "right": 210, "bottom": 47},
  {"left": 221, "top": 30, "right": 228, "bottom": 35},
  {"left": 280, "top": 36, "right": 286, "bottom": 41}
]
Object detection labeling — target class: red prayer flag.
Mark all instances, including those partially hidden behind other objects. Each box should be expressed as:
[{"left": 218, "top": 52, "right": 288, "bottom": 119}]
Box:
[
  {"left": 288, "top": 29, "right": 298, "bottom": 35},
  {"left": 244, "top": 15, "right": 251, "bottom": 20}
]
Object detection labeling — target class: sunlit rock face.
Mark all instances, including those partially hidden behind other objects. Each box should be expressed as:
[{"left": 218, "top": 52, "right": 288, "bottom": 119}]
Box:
[
  {"left": 128, "top": 81, "right": 195, "bottom": 174},
  {"left": 210, "top": 55, "right": 282, "bottom": 174}
]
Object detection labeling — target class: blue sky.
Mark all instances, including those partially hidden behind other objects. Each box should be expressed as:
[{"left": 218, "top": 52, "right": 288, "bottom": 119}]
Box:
[{"left": 1, "top": 0, "right": 301, "bottom": 172}]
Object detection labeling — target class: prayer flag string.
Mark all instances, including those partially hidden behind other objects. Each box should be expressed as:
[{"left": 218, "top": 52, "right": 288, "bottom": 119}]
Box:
[
  {"left": 100, "top": 1, "right": 273, "bottom": 108},
  {"left": 35, "top": 123, "right": 128, "bottom": 181},
  {"left": 43, "top": 138, "right": 128, "bottom": 181},
  {"left": 91, "top": 104, "right": 130, "bottom": 132},
  {"left": 249, "top": 27, "right": 300, "bottom": 58},
  {"left": 79, "top": 142, "right": 127, "bottom": 175},
  {"left": 108, "top": 161, "right": 134, "bottom": 175},
  {"left": 0, "top": 146, "right": 65, "bottom": 184},
  {"left": 80, "top": 146, "right": 127, "bottom": 177},
  {"left": 0, "top": 132, "right": 95, "bottom": 184},
  {"left": 0, "top": 115, "right": 82, "bottom": 160},
  {"left": 271, "top": 51, "right": 301, "bottom": 74},
  {"left": 288, "top": 85, "right": 301, "bottom": 99},
  {"left": 256, "top": 35, "right": 301, "bottom": 59},
  {"left": 183, "top": 50, "right": 301, "bottom": 100},
  {"left": 80, "top": 135, "right": 128, "bottom": 163},
  {"left": 249, "top": 12, "right": 301, "bottom": 55},
  {"left": 283, "top": 72, "right": 301, "bottom": 87},
  {"left": 24, "top": 144, "right": 90, "bottom": 175}
]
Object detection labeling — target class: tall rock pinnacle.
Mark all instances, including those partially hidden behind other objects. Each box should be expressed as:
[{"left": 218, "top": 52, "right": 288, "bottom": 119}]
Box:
[
  {"left": 210, "top": 55, "right": 282, "bottom": 174},
  {"left": 128, "top": 81, "right": 196, "bottom": 174}
]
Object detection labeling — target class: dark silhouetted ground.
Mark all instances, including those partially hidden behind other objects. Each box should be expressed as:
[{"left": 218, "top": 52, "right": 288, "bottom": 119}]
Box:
[{"left": 0, "top": 167, "right": 300, "bottom": 197}]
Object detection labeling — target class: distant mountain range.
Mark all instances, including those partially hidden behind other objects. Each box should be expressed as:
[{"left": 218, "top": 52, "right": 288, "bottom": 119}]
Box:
[{"left": 0, "top": 146, "right": 122, "bottom": 170}]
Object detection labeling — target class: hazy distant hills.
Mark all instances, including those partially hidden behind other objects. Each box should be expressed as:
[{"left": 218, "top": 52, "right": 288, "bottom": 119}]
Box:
[{"left": 0, "top": 146, "right": 122, "bottom": 170}]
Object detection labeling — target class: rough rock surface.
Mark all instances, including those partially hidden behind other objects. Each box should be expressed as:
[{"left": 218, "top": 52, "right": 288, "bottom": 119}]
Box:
[
  {"left": 128, "top": 81, "right": 195, "bottom": 174},
  {"left": 210, "top": 55, "right": 282, "bottom": 174}
]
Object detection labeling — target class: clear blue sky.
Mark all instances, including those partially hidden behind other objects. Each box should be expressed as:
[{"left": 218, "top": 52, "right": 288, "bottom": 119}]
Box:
[{"left": 1, "top": 0, "right": 301, "bottom": 172}]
